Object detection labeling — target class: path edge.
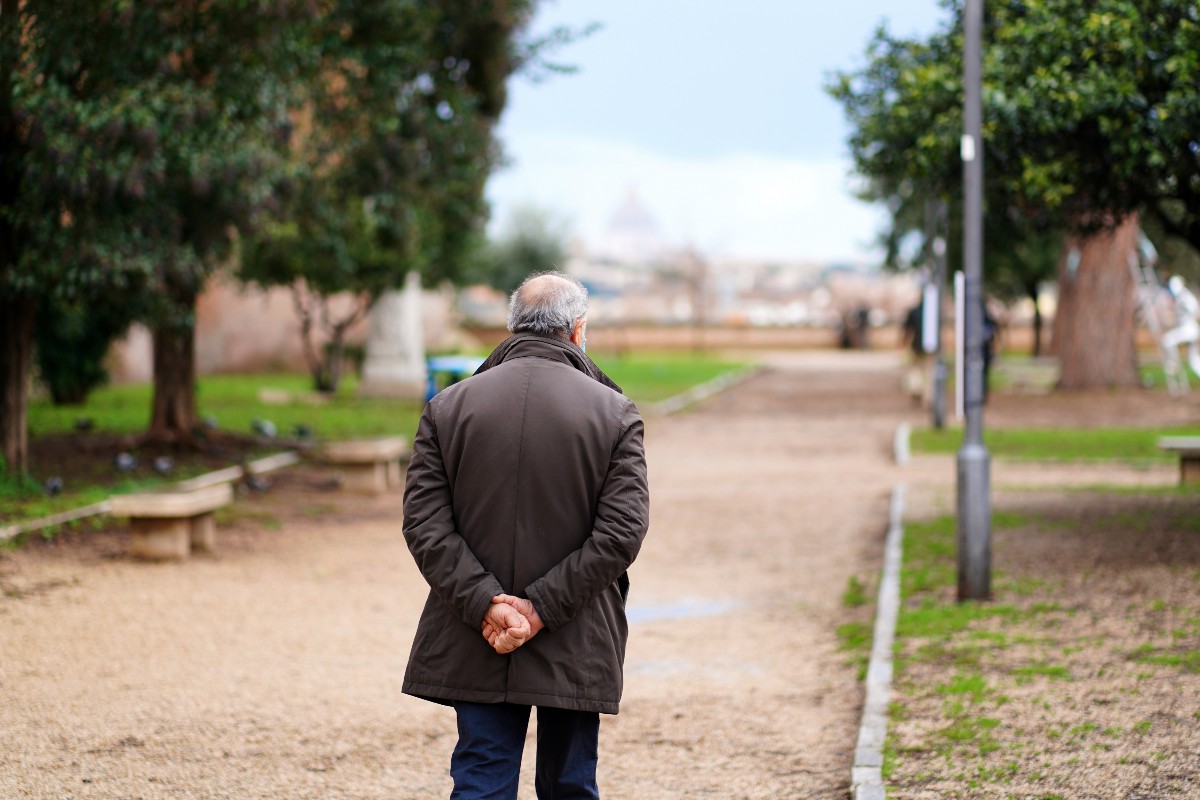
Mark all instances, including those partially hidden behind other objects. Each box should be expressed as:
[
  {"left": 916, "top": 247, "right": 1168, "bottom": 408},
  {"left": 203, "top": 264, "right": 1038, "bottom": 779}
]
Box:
[
  {"left": 851, "top": 482, "right": 906, "bottom": 800},
  {"left": 650, "top": 366, "right": 769, "bottom": 416}
]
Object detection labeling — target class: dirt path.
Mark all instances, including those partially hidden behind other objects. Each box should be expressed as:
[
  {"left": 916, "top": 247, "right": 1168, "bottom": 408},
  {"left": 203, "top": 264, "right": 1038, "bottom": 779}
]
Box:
[{"left": 0, "top": 351, "right": 915, "bottom": 799}]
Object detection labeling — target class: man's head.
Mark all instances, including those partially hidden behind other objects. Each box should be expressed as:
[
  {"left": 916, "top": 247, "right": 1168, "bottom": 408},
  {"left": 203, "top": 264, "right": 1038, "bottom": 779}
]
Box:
[{"left": 507, "top": 271, "right": 589, "bottom": 348}]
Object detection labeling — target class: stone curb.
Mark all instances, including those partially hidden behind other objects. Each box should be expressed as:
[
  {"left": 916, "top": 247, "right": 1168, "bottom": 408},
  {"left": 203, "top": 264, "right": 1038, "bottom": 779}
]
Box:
[
  {"left": 851, "top": 482, "right": 906, "bottom": 800},
  {"left": 650, "top": 366, "right": 769, "bottom": 416},
  {"left": 893, "top": 423, "right": 911, "bottom": 466}
]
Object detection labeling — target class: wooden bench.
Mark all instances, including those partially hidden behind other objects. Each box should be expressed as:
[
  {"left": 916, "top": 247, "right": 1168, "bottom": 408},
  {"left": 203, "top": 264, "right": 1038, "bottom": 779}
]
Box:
[
  {"left": 1158, "top": 436, "right": 1200, "bottom": 485},
  {"left": 109, "top": 484, "right": 234, "bottom": 560},
  {"left": 319, "top": 437, "right": 410, "bottom": 494}
]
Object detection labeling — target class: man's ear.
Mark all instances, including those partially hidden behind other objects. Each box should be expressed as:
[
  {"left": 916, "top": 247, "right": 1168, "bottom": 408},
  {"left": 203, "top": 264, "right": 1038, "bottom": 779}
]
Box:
[{"left": 570, "top": 317, "right": 586, "bottom": 347}]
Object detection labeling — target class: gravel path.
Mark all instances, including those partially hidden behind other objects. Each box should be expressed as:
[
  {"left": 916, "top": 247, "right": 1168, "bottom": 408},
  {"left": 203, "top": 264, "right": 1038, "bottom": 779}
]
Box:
[{"left": 0, "top": 350, "right": 913, "bottom": 799}]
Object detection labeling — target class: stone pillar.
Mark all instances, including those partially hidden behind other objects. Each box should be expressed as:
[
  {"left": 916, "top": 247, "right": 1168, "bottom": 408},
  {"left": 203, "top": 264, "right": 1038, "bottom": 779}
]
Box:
[{"left": 360, "top": 271, "right": 427, "bottom": 399}]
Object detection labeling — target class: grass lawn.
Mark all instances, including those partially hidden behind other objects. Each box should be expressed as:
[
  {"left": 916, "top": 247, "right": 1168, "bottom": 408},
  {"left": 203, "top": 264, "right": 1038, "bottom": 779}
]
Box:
[
  {"left": 870, "top": 497, "right": 1200, "bottom": 797},
  {"left": 911, "top": 425, "right": 1200, "bottom": 462},
  {"left": 4, "top": 351, "right": 750, "bottom": 528},
  {"left": 593, "top": 350, "right": 751, "bottom": 403},
  {"left": 27, "top": 372, "right": 422, "bottom": 441}
]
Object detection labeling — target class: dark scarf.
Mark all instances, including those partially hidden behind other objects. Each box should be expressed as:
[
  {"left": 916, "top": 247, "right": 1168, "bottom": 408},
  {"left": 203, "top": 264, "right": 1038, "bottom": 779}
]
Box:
[{"left": 473, "top": 332, "right": 623, "bottom": 395}]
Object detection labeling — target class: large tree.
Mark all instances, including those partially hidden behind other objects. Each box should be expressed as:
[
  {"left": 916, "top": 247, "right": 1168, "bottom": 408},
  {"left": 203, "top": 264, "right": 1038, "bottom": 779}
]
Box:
[
  {"left": 0, "top": 1, "right": 312, "bottom": 469},
  {"left": 241, "top": 1, "right": 552, "bottom": 393},
  {"left": 828, "top": 0, "right": 1200, "bottom": 387}
]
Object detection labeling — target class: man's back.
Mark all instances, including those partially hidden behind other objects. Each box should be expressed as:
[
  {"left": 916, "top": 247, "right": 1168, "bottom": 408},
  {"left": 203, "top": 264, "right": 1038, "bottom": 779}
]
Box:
[
  {"left": 433, "top": 348, "right": 632, "bottom": 596},
  {"left": 403, "top": 334, "right": 649, "bottom": 714}
]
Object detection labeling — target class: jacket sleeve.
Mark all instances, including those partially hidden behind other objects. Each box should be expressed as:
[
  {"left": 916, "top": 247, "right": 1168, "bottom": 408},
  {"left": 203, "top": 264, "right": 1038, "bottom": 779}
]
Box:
[
  {"left": 524, "top": 401, "right": 650, "bottom": 630},
  {"left": 403, "top": 403, "right": 505, "bottom": 628}
]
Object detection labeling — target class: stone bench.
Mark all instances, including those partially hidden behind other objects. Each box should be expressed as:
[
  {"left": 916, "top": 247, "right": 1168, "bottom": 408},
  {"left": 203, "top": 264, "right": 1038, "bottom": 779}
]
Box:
[
  {"left": 1158, "top": 436, "right": 1200, "bottom": 485},
  {"left": 170, "top": 451, "right": 302, "bottom": 493},
  {"left": 318, "top": 437, "right": 410, "bottom": 494},
  {"left": 109, "top": 484, "right": 234, "bottom": 560}
]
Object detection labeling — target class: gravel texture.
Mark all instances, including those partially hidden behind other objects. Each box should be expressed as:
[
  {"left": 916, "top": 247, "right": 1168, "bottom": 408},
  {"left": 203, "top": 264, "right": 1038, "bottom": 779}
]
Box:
[{"left": 0, "top": 350, "right": 914, "bottom": 799}]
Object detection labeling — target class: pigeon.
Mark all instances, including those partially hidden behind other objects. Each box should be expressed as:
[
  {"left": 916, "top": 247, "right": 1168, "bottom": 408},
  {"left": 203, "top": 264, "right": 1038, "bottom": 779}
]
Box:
[
  {"left": 43, "top": 476, "right": 64, "bottom": 496},
  {"left": 201, "top": 414, "right": 219, "bottom": 430},
  {"left": 74, "top": 418, "right": 94, "bottom": 432},
  {"left": 114, "top": 452, "right": 138, "bottom": 473},
  {"left": 292, "top": 424, "right": 314, "bottom": 440},
  {"left": 152, "top": 456, "right": 175, "bottom": 476},
  {"left": 245, "top": 474, "right": 272, "bottom": 493},
  {"left": 251, "top": 418, "right": 277, "bottom": 438}
]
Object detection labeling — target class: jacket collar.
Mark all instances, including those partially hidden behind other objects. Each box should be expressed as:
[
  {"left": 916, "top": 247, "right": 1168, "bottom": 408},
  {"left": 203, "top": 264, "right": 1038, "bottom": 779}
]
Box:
[{"left": 473, "top": 332, "right": 623, "bottom": 394}]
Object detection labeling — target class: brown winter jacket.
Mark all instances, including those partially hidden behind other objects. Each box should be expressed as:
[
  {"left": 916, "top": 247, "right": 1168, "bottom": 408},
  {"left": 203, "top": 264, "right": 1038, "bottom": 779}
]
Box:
[{"left": 402, "top": 334, "right": 650, "bottom": 714}]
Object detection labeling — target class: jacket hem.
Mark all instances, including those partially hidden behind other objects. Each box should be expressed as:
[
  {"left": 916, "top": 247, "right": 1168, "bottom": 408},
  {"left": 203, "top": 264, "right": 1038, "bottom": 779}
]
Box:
[{"left": 403, "top": 681, "right": 619, "bottom": 715}]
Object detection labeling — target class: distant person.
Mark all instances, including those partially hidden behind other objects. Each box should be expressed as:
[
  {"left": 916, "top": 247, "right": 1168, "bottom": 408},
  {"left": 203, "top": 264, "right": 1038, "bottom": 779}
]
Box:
[
  {"left": 402, "top": 271, "right": 651, "bottom": 799},
  {"left": 839, "top": 305, "right": 872, "bottom": 350},
  {"left": 900, "top": 299, "right": 930, "bottom": 406},
  {"left": 982, "top": 305, "right": 998, "bottom": 403}
]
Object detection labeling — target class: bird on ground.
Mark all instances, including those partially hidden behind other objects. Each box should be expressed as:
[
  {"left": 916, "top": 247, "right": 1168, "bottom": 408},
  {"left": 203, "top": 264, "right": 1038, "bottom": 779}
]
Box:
[
  {"left": 114, "top": 452, "right": 138, "bottom": 473},
  {"left": 152, "top": 456, "right": 174, "bottom": 476},
  {"left": 251, "top": 418, "right": 277, "bottom": 438},
  {"left": 44, "top": 476, "right": 64, "bottom": 496}
]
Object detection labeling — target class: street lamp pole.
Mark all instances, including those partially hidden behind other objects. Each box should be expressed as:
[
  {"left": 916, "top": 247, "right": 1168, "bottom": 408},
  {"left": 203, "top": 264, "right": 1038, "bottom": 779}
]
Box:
[
  {"left": 929, "top": 199, "right": 948, "bottom": 430},
  {"left": 957, "top": 0, "right": 992, "bottom": 601}
]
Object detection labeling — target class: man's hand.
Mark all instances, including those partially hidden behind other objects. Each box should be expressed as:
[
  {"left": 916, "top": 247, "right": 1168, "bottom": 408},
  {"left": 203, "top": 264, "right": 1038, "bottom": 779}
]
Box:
[
  {"left": 481, "top": 600, "right": 531, "bottom": 654},
  {"left": 492, "top": 595, "right": 545, "bottom": 638}
]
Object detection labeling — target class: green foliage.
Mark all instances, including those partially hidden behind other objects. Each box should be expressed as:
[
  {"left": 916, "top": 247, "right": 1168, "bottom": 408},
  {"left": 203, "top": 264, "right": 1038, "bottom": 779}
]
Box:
[
  {"left": 465, "top": 205, "right": 571, "bottom": 294},
  {"left": 4, "top": 0, "right": 311, "bottom": 308},
  {"left": 827, "top": 0, "right": 1200, "bottom": 280},
  {"left": 1, "top": 0, "right": 319, "bottom": 450},
  {"left": 34, "top": 293, "right": 136, "bottom": 405},
  {"left": 238, "top": 1, "right": 544, "bottom": 392}
]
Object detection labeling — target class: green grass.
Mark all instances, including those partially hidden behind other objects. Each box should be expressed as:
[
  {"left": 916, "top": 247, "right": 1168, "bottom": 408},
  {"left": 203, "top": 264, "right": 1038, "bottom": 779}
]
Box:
[
  {"left": 29, "top": 372, "right": 423, "bottom": 441},
  {"left": 911, "top": 425, "right": 1200, "bottom": 462},
  {"left": 10, "top": 354, "right": 751, "bottom": 529},
  {"left": 592, "top": 351, "right": 751, "bottom": 403},
  {"left": 1129, "top": 643, "right": 1200, "bottom": 673},
  {"left": 28, "top": 354, "right": 750, "bottom": 440},
  {"left": 842, "top": 574, "right": 870, "bottom": 607}
]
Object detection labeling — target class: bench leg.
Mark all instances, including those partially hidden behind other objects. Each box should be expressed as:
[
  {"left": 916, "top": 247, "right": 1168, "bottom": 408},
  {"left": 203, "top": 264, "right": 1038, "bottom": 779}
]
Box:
[
  {"left": 129, "top": 517, "right": 190, "bottom": 561},
  {"left": 339, "top": 462, "right": 389, "bottom": 494},
  {"left": 387, "top": 458, "right": 402, "bottom": 488},
  {"left": 190, "top": 512, "right": 217, "bottom": 553},
  {"left": 1181, "top": 456, "right": 1200, "bottom": 485}
]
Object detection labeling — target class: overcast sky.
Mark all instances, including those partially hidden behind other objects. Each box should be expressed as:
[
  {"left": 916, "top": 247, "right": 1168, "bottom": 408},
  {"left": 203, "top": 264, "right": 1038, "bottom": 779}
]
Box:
[{"left": 485, "top": 0, "right": 946, "bottom": 264}]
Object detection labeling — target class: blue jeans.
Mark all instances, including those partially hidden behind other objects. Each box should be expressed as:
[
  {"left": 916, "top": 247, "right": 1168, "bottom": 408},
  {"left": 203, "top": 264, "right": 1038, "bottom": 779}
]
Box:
[{"left": 450, "top": 702, "right": 600, "bottom": 800}]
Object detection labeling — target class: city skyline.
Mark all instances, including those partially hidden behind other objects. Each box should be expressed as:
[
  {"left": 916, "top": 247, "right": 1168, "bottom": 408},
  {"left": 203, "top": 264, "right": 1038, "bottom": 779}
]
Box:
[{"left": 485, "top": 0, "right": 945, "bottom": 263}]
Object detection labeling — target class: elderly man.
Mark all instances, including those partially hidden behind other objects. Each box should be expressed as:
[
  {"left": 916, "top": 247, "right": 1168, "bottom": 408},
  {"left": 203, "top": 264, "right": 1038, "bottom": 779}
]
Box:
[{"left": 402, "top": 271, "right": 650, "bottom": 799}]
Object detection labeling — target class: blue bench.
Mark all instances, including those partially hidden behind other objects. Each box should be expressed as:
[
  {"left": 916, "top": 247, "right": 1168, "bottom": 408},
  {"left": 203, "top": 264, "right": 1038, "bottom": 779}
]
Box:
[{"left": 426, "top": 355, "right": 485, "bottom": 401}]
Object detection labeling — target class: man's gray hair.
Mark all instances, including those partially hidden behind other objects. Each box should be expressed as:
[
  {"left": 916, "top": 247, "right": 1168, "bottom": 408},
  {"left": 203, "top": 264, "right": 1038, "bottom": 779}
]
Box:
[{"left": 507, "top": 271, "right": 589, "bottom": 337}]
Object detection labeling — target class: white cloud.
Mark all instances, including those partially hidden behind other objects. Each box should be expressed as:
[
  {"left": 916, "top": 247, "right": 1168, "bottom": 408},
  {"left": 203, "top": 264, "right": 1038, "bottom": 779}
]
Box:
[{"left": 485, "top": 134, "right": 888, "bottom": 263}]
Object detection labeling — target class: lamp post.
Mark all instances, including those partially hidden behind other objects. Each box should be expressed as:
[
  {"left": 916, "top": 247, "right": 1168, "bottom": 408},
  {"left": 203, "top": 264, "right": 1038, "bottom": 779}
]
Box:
[
  {"left": 928, "top": 199, "right": 948, "bottom": 430},
  {"left": 957, "top": 0, "right": 992, "bottom": 601}
]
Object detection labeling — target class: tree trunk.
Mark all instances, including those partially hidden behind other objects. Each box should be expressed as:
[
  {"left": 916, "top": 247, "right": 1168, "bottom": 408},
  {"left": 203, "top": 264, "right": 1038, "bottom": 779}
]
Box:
[
  {"left": 1, "top": 0, "right": 29, "bottom": 474},
  {"left": 149, "top": 316, "right": 198, "bottom": 443},
  {"left": 0, "top": 295, "right": 34, "bottom": 473},
  {"left": 1052, "top": 215, "right": 1141, "bottom": 389}
]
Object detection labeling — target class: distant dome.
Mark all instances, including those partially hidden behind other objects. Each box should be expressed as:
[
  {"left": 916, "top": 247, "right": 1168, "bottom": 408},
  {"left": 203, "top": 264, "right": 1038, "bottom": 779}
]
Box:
[{"left": 599, "top": 188, "right": 663, "bottom": 264}]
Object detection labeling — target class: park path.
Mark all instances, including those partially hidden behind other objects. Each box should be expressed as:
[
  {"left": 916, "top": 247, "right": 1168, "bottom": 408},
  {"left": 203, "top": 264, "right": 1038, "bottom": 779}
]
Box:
[{"left": 0, "top": 350, "right": 914, "bottom": 799}]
